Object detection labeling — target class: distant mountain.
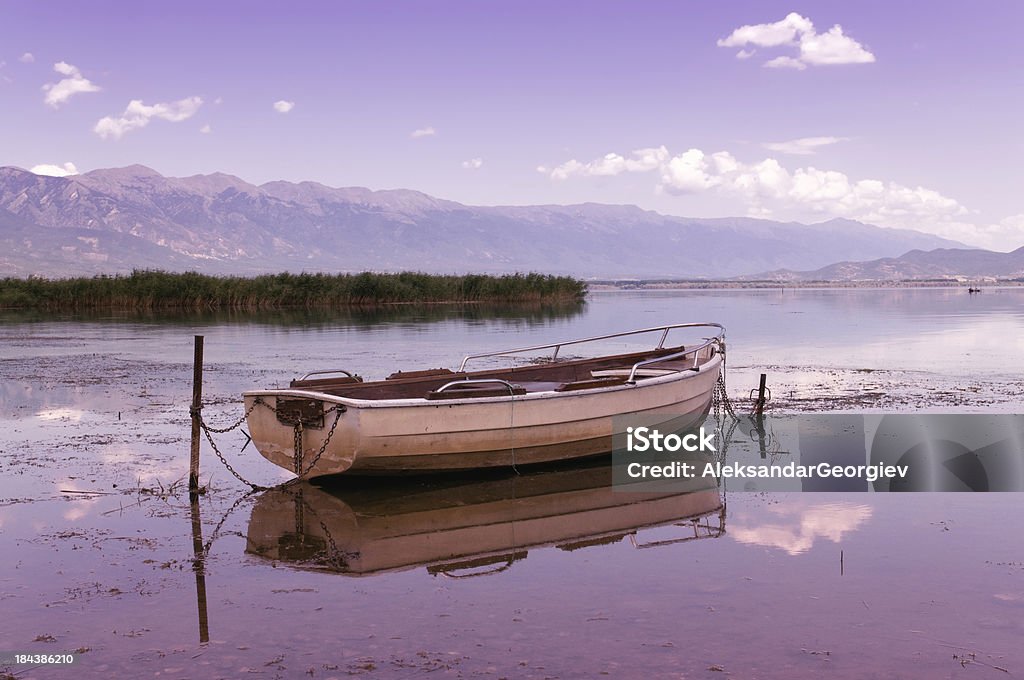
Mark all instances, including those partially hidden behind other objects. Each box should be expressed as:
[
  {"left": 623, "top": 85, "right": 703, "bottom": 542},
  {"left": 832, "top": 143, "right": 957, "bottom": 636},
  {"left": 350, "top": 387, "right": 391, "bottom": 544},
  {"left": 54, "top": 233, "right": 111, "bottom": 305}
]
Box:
[
  {"left": 746, "top": 247, "right": 1024, "bottom": 281},
  {"left": 0, "top": 165, "right": 971, "bottom": 278}
]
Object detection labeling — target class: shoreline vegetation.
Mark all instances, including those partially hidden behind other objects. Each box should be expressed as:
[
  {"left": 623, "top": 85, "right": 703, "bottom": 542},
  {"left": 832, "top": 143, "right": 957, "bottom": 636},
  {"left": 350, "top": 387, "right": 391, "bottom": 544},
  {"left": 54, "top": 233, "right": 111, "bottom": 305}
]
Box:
[{"left": 0, "top": 270, "right": 587, "bottom": 310}]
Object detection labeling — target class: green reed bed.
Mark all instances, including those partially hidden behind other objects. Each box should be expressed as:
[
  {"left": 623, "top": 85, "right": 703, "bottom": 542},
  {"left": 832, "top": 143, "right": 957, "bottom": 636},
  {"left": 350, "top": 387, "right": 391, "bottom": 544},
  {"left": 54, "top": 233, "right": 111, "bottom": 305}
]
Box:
[{"left": 0, "top": 270, "right": 588, "bottom": 310}]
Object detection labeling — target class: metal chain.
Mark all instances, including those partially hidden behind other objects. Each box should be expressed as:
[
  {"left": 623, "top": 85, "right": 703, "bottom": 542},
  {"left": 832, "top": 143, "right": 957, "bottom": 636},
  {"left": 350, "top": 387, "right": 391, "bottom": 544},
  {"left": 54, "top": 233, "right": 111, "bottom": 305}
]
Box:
[
  {"left": 711, "top": 340, "right": 737, "bottom": 422},
  {"left": 293, "top": 422, "right": 304, "bottom": 474},
  {"left": 278, "top": 486, "right": 355, "bottom": 569},
  {"left": 710, "top": 348, "right": 741, "bottom": 472},
  {"left": 197, "top": 395, "right": 343, "bottom": 488},
  {"left": 196, "top": 397, "right": 264, "bottom": 433},
  {"left": 199, "top": 419, "right": 268, "bottom": 491},
  {"left": 283, "top": 407, "right": 343, "bottom": 484},
  {"left": 316, "top": 513, "right": 348, "bottom": 570},
  {"left": 196, "top": 397, "right": 275, "bottom": 491},
  {"left": 200, "top": 489, "right": 260, "bottom": 560},
  {"left": 713, "top": 373, "right": 738, "bottom": 420}
]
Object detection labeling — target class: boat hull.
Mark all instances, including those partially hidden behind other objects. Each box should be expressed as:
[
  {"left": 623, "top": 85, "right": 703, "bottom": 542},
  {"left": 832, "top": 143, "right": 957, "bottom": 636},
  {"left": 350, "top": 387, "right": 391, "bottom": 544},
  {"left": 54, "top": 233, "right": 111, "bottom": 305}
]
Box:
[{"left": 243, "top": 353, "right": 722, "bottom": 477}]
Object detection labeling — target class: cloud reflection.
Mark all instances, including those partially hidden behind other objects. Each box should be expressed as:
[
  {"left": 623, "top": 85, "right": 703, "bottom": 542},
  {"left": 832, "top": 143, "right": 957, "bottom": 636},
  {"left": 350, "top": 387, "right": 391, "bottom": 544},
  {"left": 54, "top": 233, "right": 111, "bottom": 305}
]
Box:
[
  {"left": 730, "top": 500, "right": 872, "bottom": 555},
  {"left": 35, "top": 407, "right": 86, "bottom": 422}
]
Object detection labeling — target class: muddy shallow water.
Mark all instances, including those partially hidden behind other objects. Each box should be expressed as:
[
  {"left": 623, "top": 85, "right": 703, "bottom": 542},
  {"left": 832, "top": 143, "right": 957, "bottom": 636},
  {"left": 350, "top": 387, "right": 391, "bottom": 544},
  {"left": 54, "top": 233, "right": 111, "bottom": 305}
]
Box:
[{"left": 2, "top": 289, "right": 1023, "bottom": 678}]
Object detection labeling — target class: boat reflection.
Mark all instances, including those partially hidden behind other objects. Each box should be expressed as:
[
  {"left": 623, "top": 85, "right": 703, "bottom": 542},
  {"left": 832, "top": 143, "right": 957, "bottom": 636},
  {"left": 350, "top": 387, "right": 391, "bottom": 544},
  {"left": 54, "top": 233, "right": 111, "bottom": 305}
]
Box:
[{"left": 245, "top": 463, "right": 724, "bottom": 577}]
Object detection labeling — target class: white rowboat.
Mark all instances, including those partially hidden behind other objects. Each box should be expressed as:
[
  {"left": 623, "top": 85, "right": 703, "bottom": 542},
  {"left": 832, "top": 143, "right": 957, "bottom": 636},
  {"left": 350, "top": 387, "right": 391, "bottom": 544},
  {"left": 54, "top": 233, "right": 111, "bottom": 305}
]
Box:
[{"left": 242, "top": 322, "right": 725, "bottom": 477}]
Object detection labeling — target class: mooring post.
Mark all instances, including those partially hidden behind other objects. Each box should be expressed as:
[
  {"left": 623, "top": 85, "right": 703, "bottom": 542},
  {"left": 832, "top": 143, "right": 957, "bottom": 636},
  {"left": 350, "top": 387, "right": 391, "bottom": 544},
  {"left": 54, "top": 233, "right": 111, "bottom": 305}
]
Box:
[
  {"left": 754, "top": 373, "right": 768, "bottom": 458},
  {"left": 754, "top": 373, "right": 767, "bottom": 415},
  {"left": 189, "top": 335, "right": 204, "bottom": 493}
]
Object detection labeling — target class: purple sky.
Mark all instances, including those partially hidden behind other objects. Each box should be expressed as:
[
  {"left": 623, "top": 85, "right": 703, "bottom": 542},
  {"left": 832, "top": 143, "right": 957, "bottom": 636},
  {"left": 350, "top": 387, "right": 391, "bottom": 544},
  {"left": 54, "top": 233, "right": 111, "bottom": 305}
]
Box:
[{"left": 2, "top": 1, "right": 1023, "bottom": 249}]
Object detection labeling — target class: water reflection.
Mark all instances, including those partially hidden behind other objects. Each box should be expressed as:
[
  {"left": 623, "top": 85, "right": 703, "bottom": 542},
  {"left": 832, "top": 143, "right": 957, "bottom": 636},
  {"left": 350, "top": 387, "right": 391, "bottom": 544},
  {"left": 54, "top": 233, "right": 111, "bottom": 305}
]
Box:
[
  {"left": 4, "top": 288, "right": 1024, "bottom": 677},
  {"left": 245, "top": 464, "right": 725, "bottom": 577},
  {"left": 729, "top": 500, "right": 873, "bottom": 555},
  {"left": 0, "top": 300, "right": 586, "bottom": 329}
]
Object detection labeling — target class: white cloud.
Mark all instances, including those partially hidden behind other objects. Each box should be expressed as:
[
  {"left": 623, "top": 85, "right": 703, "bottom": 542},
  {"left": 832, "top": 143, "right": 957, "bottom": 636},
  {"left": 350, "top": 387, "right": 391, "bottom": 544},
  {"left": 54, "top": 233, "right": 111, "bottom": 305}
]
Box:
[
  {"left": 763, "top": 136, "right": 847, "bottom": 155},
  {"left": 763, "top": 56, "right": 807, "bottom": 70},
  {"left": 718, "top": 12, "right": 813, "bottom": 48},
  {"left": 543, "top": 159, "right": 578, "bottom": 180},
  {"left": 19, "top": 52, "right": 35, "bottom": 63},
  {"left": 978, "top": 215, "right": 1024, "bottom": 252},
  {"left": 626, "top": 146, "right": 671, "bottom": 172},
  {"left": 719, "top": 13, "right": 875, "bottom": 70},
  {"left": 800, "top": 25, "right": 876, "bottom": 65},
  {"left": 42, "top": 61, "right": 100, "bottom": 107},
  {"left": 542, "top": 146, "right": 669, "bottom": 181},
  {"left": 411, "top": 126, "right": 436, "bottom": 138},
  {"left": 730, "top": 157, "right": 791, "bottom": 200},
  {"left": 540, "top": 144, "right": 998, "bottom": 245},
  {"left": 30, "top": 162, "right": 79, "bottom": 177},
  {"left": 584, "top": 153, "right": 626, "bottom": 176},
  {"left": 273, "top": 99, "right": 294, "bottom": 113},
  {"left": 461, "top": 158, "right": 483, "bottom": 169},
  {"left": 660, "top": 149, "right": 720, "bottom": 194},
  {"left": 94, "top": 96, "right": 203, "bottom": 139},
  {"left": 200, "top": 124, "right": 212, "bottom": 134}
]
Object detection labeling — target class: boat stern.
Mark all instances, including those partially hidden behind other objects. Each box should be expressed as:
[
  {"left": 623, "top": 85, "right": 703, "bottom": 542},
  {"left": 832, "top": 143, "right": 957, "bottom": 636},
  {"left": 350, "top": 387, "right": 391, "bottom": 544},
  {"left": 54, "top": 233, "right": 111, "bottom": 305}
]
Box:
[{"left": 243, "top": 391, "right": 358, "bottom": 477}]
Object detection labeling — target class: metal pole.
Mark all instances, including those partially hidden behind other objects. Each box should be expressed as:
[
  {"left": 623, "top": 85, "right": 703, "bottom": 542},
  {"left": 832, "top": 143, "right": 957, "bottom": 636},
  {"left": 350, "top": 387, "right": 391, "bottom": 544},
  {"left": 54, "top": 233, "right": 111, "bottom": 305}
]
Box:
[
  {"left": 189, "top": 335, "right": 204, "bottom": 493},
  {"left": 754, "top": 373, "right": 767, "bottom": 415},
  {"left": 754, "top": 373, "right": 768, "bottom": 458}
]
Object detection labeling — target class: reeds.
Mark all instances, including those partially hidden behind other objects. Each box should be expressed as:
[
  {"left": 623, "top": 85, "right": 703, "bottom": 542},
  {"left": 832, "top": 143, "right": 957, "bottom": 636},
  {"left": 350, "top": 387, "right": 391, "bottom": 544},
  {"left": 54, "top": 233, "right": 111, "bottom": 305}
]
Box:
[{"left": 0, "top": 270, "right": 587, "bottom": 310}]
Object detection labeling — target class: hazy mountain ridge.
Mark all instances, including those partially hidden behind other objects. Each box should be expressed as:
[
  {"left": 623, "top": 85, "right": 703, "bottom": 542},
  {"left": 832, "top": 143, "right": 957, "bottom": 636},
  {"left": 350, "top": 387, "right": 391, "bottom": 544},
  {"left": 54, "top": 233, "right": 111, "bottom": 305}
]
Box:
[
  {"left": 0, "top": 164, "right": 973, "bottom": 278},
  {"left": 747, "top": 247, "right": 1024, "bottom": 282}
]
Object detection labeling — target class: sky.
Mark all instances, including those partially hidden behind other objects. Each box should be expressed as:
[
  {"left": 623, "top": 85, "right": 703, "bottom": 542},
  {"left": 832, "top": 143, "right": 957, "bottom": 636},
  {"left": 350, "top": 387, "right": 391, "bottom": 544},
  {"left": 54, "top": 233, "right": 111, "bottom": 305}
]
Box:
[{"left": 2, "top": 1, "right": 1023, "bottom": 250}]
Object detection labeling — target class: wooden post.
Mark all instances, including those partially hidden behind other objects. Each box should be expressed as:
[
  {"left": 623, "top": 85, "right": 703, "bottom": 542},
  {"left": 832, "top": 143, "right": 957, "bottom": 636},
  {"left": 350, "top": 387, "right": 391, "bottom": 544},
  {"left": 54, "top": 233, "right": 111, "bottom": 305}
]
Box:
[
  {"left": 189, "top": 335, "right": 204, "bottom": 493},
  {"left": 189, "top": 492, "right": 211, "bottom": 643}
]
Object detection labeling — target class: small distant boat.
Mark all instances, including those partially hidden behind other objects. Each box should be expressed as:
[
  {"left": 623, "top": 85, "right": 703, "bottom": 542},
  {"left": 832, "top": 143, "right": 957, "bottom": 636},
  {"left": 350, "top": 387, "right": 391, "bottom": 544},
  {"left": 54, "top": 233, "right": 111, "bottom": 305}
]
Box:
[
  {"left": 245, "top": 464, "right": 725, "bottom": 576},
  {"left": 968, "top": 287, "right": 982, "bottom": 294},
  {"left": 242, "top": 322, "right": 725, "bottom": 477}
]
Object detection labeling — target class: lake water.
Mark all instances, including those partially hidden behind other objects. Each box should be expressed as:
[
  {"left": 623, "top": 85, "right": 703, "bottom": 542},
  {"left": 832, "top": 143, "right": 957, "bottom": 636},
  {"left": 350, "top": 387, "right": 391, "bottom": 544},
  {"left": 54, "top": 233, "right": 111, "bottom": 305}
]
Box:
[{"left": 1, "top": 288, "right": 1023, "bottom": 678}]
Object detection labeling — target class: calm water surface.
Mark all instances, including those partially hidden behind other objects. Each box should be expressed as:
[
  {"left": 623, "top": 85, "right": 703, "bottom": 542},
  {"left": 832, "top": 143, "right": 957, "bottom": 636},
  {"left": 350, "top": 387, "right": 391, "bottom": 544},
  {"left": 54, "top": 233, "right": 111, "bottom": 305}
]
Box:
[{"left": 1, "top": 289, "right": 1022, "bottom": 678}]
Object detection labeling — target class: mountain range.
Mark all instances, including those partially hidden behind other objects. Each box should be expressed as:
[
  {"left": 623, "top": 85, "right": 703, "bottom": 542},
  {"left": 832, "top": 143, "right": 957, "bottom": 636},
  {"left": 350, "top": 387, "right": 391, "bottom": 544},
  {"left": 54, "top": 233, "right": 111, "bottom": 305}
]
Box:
[
  {"left": 748, "top": 247, "right": 1024, "bottom": 282},
  {"left": 0, "top": 164, "right": 981, "bottom": 279}
]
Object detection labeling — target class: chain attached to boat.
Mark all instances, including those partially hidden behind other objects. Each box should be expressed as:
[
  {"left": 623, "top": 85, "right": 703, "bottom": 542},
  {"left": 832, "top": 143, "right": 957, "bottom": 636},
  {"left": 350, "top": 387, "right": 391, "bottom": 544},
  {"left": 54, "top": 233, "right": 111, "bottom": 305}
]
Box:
[
  {"left": 712, "top": 373, "right": 738, "bottom": 421},
  {"left": 293, "top": 422, "right": 304, "bottom": 474},
  {"left": 709, "top": 344, "right": 741, "bottom": 471},
  {"left": 195, "top": 395, "right": 343, "bottom": 490},
  {"left": 196, "top": 397, "right": 269, "bottom": 491},
  {"left": 282, "top": 406, "right": 343, "bottom": 484}
]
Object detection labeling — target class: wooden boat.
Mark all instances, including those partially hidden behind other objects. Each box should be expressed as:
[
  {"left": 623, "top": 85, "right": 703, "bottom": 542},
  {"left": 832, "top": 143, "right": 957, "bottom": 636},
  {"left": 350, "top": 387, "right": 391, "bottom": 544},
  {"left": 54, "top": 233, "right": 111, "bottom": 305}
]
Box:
[
  {"left": 244, "top": 463, "right": 725, "bottom": 576},
  {"left": 242, "top": 322, "right": 725, "bottom": 477}
]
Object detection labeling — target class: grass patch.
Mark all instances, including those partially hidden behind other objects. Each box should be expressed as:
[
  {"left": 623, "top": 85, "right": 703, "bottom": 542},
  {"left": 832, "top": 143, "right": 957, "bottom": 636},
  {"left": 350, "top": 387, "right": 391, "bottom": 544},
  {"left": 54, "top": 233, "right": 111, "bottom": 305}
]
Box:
[{"left": 0, "top": 270, "right": 587, "bottom": 310}]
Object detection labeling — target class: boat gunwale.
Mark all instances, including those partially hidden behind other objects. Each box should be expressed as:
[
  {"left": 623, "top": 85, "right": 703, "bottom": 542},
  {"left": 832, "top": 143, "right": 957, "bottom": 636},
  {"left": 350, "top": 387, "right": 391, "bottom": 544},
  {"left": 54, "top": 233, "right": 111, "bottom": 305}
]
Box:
[
  {"left": 243, "top": 352, "right": 723, "bottom": 409},
  {"left": 457, "top": 321, "right": 725, "bottom": 371}
]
